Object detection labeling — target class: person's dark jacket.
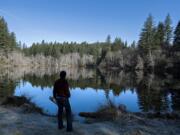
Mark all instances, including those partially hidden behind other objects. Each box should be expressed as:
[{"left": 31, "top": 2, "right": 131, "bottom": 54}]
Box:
[{"left": 53, "top": 79, "right": 70, "bottom": 99}]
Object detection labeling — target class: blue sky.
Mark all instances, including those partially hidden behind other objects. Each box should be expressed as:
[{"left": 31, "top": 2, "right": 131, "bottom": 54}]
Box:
[{"left": 0, "top": 0, "right": 180, "bottom": 46}]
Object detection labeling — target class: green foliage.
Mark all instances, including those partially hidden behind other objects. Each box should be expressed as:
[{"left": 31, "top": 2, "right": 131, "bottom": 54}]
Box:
[
  {"left": 154, "top": 22, "right": 165, "bottom": 48},
  {"left": 111, "top": 37, "right": 123, "bottom": 51},
  {"left": 1, "top": 14, "right": 179, "bottom": 63},
  {"left": 23, "top": 41, "right": 105, "bottom": 58},
  {"left": 138, "top": 14, "right": 174, "bottom": 53},
  {"left": 173, "top": 21, "right": 180, "bottom": 51},
  {"left": 0, "top": 17, "right": 10, "bottom": 52},
  {"left": 9, "top": 32, "right": 17, "bottom": 50},
  {"left": 130, "top": 41, "right": 136, "bottom": 49},
  {"left": 0, "top": 16, "right": 18, "bottom": 53},
  {"left": 164, "top": 14, "right": 173, "bottom": 46},
  {"left": 138, "top": 14, "right": 156, "bottom": 53}
]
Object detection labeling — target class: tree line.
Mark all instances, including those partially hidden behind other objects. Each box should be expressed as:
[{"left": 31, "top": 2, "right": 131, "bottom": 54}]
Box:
[
  {"left": 0, "top": 14, "right": 180, "bottom": 62},
  {"left": 22, "top": 36, "right": 129, "bottom": 58},
  {"left": 22, "top": 14, "right": 180, "bottom": 58}
]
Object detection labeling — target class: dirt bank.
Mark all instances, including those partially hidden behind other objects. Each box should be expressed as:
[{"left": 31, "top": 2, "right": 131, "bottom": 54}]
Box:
[{"left": 0, "top": 106, "right": 180, "bottom": 135}]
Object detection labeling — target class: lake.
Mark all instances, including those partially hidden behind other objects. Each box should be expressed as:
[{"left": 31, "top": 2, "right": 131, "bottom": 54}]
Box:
[{"left": 0, "top": 67, "right": 180, "bottom": 120}]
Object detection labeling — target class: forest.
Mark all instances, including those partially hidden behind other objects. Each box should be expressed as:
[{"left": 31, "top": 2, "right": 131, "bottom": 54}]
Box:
[{"left": 0, "top": 14, "right": 180, "bottom": 73}]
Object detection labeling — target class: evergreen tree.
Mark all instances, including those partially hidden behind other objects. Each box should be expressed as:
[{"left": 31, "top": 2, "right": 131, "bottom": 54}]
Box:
[
  {"left": 138, "top": 14, "right": 155, "bottom": 53},
  {"left": 124, "top": 41, "right": 128, "bottom": 48},
  {"left": 0, "top": 16, "right": 18, "bottom": 53},
  {"left": 173, "top": 21, "right": 180, "bottom": 51},
  {"left": 131, "top": 41, "right": 136, "bottom": 49},
  {"left": 0, "top": 17, "right": 10, "bottom": 52},
  {"left": 154, "top": 22, "right": 165, "bottom": 49},
  {"left": 105, "top": 35, "right": 111, "bottom": 52},
  {"left": 164, "top": 14, "right": 173, "bottom": 46},
  {"left": 17, "top": 41, "right": 24, "bottom": 49},
  {"left": 9, "top": 32, "right": 17, "bottom": 50},
  {"left": 22, "top": 43, "right": 27, "bottom": 49},
  {"left": 41, "top": 40, "right": 45, "bottom": 46},
  {"left": 106, "top": 35, "right": 111, "bottom": 45},
  {"left": 111, "top": 37, "right": 122, "bottom": 51}
]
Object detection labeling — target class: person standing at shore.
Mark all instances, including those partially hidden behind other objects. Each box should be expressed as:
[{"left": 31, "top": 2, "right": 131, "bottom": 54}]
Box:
[{"left": 53, "top": 71, "right": 73, "bottom": 132}]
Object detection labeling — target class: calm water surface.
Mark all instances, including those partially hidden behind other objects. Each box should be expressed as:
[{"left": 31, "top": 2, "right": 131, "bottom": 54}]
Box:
[
  {"left": 14, "top": 81, "right": 140, "bottom": 116},
  {"left": 0, "top": 68, "right": 180, "bottom": 120}
]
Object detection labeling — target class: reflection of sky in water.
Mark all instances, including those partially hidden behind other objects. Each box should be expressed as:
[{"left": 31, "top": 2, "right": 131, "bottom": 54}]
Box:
[
  {"left": 109, "top": 90, "right": 140, "bottom": 112},
  {"left": 14, "top": 81, "right": 57, "bottom": 115},
  {"left": 14, "top": 81, "right": 140, "bottom": 119}
]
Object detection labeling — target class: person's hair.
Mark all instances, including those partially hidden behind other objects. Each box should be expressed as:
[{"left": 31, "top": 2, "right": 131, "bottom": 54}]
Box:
[{"left": 60, "top": 71, "right": 66, "bottom": 79}]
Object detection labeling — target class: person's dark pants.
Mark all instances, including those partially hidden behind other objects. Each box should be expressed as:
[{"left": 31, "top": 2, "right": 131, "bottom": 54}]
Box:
[{"left": 57, "top": 98, "right": 73, "bottom": 131}]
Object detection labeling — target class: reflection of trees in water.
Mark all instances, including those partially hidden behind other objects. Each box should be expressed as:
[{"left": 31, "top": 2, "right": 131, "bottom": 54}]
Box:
[
  {"left": 22, "top": 70, "right": 115, "bottom": 91},
  {"left": 22, "top": 74, "right": 57, "bottom": 88},
  {"left": 0, "top": 76, "right": 18, "bottom": 99},
  {"left": 20, "top": 69, "right": 180, "bottom": 113},
  {"left": 1, "top": 67, "right": 180, "bottom": 113},
  {"left": 20, "top": 67, "right": 95, "bottom": 88},
  {"left": 99, "top": 69, "right": 180, "bottom": 112},
  {"left": 136, "top": 74, "right": 171, "bottom": 112},
  {"left": 98, "top": 69, "right": 135, "bottom": 93}
]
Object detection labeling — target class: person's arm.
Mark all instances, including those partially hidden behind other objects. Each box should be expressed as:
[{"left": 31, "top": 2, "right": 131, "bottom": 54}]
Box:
[{"left": 53, "top": 81, "right": 57, "bottom": 99}]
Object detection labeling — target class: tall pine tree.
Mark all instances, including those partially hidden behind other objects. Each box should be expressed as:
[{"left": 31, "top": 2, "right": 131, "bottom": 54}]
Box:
[
  {"left": 0, "top": 17, "right": 10, "bottom": 52},
  {"left": 164, "top": 14, "right": 173, "bottom": 47},
  {"left": 154, "top": 22, "right": 165, "bottom": 49},
  {"left": 0, "top": 16, "right": 17, "bottom": 53},
  {"left": 106, "top": 35, "right": 111, "bottom": 45},
  {"left": 9, "top": 32, "right": 17, "bottom": 50},
  {"left": 138, "top": 14, "right": 155, "bottom": 53},
  {"left": 105, "top": 34, "right": 111, "bottom": 52},
  {"left": 173, "top": 21, "right": 180, "bottom": 51}
]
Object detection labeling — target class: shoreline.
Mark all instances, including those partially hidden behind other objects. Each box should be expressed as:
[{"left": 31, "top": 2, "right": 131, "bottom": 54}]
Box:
[{"left": 0, "top": 103, "right": 180, "bottom": 135}]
